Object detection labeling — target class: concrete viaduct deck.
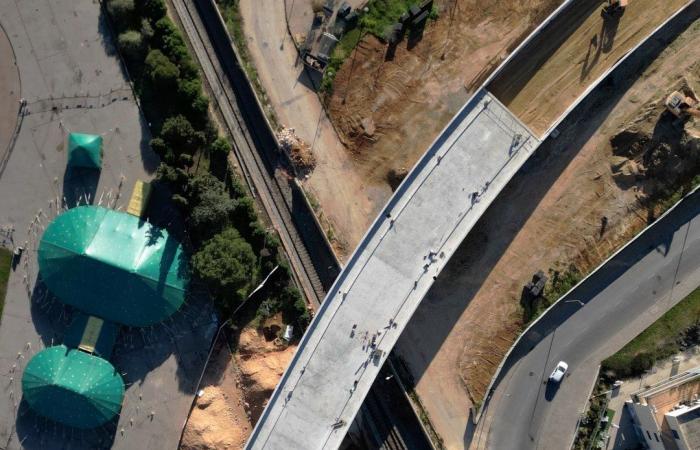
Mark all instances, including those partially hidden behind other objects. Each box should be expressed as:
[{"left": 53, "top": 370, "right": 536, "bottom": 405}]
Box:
[
  {"left": 246, "top": 89, "right": 539, "bottom": 449},
  {"left": 245, "top": 1, "right": 696, "bottom": 448}
]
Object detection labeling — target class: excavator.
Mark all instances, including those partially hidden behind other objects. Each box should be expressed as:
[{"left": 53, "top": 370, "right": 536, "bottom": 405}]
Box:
[
  {"left": 665, "top": 90, "right": 700, "bottom": 119},
  {"left": 602, "top": 0, "right": 628, "bottom": 18}
]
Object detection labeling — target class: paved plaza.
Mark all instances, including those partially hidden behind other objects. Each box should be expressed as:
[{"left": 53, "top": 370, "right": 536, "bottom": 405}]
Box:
[{"left": 0, "top": 1, "right": 215, "bottom": 448}]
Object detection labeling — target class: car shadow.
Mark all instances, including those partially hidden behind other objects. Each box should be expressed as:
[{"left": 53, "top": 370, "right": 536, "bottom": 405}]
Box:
[
  {"left": 544, "top": 378, "right": 562, "bottom": 401},
  {"left": 392, "top": 4, "right": 700, "bottom": 444}
]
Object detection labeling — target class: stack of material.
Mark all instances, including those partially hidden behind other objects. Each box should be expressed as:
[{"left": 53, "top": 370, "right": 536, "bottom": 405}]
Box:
[{"left": 278, "top": 127, "right": 317, "bottom": 173}]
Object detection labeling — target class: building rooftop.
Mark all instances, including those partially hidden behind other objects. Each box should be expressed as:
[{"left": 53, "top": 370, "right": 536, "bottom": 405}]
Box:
[
  {"left": 633, "top": 367, "right": 700, "bottom": 425},
  {"left": 38, "top": 206, "right": 188, "bottom": 327},
  {"left": 21, "top": 345, "right": 125, "bottom": 429},
  {"left": 670, "top": 403, "right": 700, "bottom": 449}
]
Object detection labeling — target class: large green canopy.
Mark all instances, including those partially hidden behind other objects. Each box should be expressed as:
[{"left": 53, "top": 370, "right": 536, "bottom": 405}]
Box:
[
  {"left": 38, "top": 206, "right": 188, "bottom": 326},
  {"left": 67, "top": 133, "right": 102, "bottom": 169},
  {"left": 22, "top": 345, "right": 124, "bottom": 429}
]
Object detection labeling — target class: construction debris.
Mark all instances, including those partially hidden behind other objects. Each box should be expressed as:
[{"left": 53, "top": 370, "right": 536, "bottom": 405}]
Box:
[{"left": 278, "top": 127, "right": 317, "bottom": 174}]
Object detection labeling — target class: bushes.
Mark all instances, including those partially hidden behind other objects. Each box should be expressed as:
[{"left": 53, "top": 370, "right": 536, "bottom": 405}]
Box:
[
  {"left": 118, "top": 30, "right": 145, "bottom": 60},
  {"left": 104, "top": 0, "right": 308, "bottom": 331}
]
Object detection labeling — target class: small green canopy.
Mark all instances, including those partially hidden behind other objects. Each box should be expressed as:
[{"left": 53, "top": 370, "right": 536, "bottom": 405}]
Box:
[
  {"left": 67, "top": 133, "right": 103, "bottom": 169},
  {"left": 22, "top": 345, "right": 124, "bottom": 429},
  {"left": 38, "top": 205, "right": 189, "bottom": 326}
]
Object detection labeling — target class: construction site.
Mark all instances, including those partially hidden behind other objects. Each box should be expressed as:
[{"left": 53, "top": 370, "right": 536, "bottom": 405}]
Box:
[{"left": 214, "top": 0, "right": 700, "bottom": 448}]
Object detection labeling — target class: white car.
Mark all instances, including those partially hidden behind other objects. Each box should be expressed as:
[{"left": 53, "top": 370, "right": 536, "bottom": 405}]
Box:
[{"left": 549, "top": 361, "right": 568, "bottom": 383}]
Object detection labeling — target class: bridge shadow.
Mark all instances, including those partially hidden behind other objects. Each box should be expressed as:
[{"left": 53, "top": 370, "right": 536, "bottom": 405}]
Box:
[
  {"left": 394, "top": 3, "right": 700, "bottom": 443},
  {"left": 488, "top": 0, "right": 600, "bottom": 107}
]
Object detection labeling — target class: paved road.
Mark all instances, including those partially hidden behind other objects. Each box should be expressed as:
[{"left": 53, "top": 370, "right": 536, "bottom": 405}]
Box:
[{"left": 479, "top": 189, "right": 700, "bottom": 450}]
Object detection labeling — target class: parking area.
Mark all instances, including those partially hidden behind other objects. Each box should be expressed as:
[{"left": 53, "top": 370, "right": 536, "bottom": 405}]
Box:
[{"left": 0, "top": 1, "right": 214, "bottom": 448}]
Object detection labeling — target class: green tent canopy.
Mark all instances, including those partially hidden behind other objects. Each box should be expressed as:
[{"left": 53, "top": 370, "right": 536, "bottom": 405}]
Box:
[
  {"left": 38, "top": 206, "right": 189, "bottom": 327},
  {"left": 67, "top": 133, "right": 103, "bottom": 169},
  {"left": 22, "top": 345, "right": 124, "bottom": 429}
]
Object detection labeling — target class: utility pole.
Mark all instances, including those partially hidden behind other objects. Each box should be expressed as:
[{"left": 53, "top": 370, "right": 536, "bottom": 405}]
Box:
[
  {"left": 441, "top": 0, "right": 459, "bottom": 60},
  {"left": 342, "top": 7, "right": 369, "bottom": 105}
]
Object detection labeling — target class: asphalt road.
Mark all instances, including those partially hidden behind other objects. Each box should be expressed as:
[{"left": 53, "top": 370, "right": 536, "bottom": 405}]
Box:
[{"left": 479, "top": 188, "right": 700, "bottom": 450}]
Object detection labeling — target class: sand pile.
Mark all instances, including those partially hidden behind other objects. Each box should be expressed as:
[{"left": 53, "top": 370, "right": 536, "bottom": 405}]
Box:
[
  {"left": 236, "top": 326, "right": 296, "bottom": 423},
  {"left": 180, "top": 385, "right": 251, "bottom": 450},
  {"left": 180, "top": 321, "right": 296, "bottom": 450}
]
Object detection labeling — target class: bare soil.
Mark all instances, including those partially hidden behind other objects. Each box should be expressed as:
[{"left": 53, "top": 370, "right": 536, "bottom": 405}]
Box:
[
  {"left": 326, "top": 0, "right": 562, "bottom": 244},
  {"left": 396, "top": 16, "right": 700, "bottom": 448},
  {"left": 180, "top": 316, "right": 296, "bottom": 450},
  {"left": 488, "top": 0, "right": 691, "bottom": 136}
]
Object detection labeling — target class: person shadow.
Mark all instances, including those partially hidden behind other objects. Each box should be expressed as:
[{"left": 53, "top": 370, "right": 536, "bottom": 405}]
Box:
[{"left": 581, "top": 8, "right": 624, "bottom": 81}]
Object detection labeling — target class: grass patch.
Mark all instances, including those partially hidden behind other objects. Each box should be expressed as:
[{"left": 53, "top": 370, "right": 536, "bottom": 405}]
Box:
[
  {"left": 522, "top": 264, "right": 582, "bottom": 324},
  {"left": 603, "top": 286, "right": 700, "bottom": 379},
  {"left": 321, "top": 0, "right": 437, "bottom": 93},
  {"left": 361, "top": 0, "right": 420, "bottom": 38},
  {"left": 0, "top": 248, "right": 11, "bottom": 320}
]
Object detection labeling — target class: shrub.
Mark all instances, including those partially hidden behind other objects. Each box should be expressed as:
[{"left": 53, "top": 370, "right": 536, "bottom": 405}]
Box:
[
  {"left": 107, "top": 0, "right": 136, "bottom": 26},
  {"left": 118, "top": 30, "right": 144, "bottom": 60}
]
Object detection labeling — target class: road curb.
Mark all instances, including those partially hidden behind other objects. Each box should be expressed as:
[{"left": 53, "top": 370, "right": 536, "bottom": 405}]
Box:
[
  {"left": 476, "top": 0, "right": 699, "bottom": 425},
  {"left": 478, "top": 185, "right": 700, "bottom": 426}
]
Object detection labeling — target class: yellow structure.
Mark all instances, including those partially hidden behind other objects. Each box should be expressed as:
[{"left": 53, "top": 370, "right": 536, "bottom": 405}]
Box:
[
  {"left": 79, "top": 316, "right": 104, "bottom": 354},
  {"left": 127, "top": 180, "right": 152, "bottom": 217}
]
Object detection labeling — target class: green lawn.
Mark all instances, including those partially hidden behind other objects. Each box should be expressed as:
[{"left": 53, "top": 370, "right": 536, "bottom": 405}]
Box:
[
  {"left": 0, "top": 248, "right": 11, "bottom": 319},
  {"left": 602, "top": 286, "right": 700, "bottom": 378}
]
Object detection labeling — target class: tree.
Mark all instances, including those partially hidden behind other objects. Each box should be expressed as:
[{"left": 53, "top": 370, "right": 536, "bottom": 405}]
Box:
[
  {"left": 187, "top": 173, "right": 237, "bottom": 241},
  {"left": 192, "top": 228, "right": 258, "bottom": 309},
  {"left": 160, "top": 115, "right": 202, "bottom": 156},
  {"left": 154, "top": 18, "right": 188, "bottom": 63},
  {"left": 144, "top": 49, "right": 179, "bottom": 90},
  {"left": 141, "top": 0, "right": 167, "bottom": 21},
  {"left": 117, "top": 30, "right": 144, "bottom": 61},
  {"left": 209, "top": 136, "right": 231, "bottom": 179}
]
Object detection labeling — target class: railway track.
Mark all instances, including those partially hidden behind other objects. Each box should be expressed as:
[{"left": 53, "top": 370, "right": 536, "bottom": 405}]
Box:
[
  {"left": 170, "top": 3, "right": 435, "bottom": 450},
  {"left": 170, "top": 0, "right": 334, "bottom": 307}
]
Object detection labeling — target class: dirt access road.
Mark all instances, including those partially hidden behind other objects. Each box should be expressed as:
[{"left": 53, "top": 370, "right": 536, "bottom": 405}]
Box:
[
  {"left": 396, "top": 7, "right": 700, "bottom": 449},
  {"left": 238, "top": 0, "right": 373, "bottom": 253},
  {"left": 489, "top": 0, "right": 691, "bottom": 136}
]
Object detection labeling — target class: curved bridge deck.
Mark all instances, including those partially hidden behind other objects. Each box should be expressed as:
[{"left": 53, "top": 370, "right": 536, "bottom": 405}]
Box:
[
  {"left": 247, "top": 90, "right": 539, "bottom": 449},
  {"left": 246, "top": 0, "right": 697, "bottom": 448}
]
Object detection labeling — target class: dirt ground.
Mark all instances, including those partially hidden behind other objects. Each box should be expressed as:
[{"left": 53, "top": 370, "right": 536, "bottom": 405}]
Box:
[
  {"left": 0, "top": 23, "right": 20, "bottom": 170},
  {"left": 488, "top": 0, "right": 691, "bottom": 136},
  {"left": 238, "top": 0, "right": 374, "bottom": 254},
  {"left": 181, "top": 317, "right": 296, "bottom": 450},
  {"left": 396, "top": 14, "right": 700, "bottom": 449},
  {"left": 326, "top": 1, "right": 562, "bottom": 246}
]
